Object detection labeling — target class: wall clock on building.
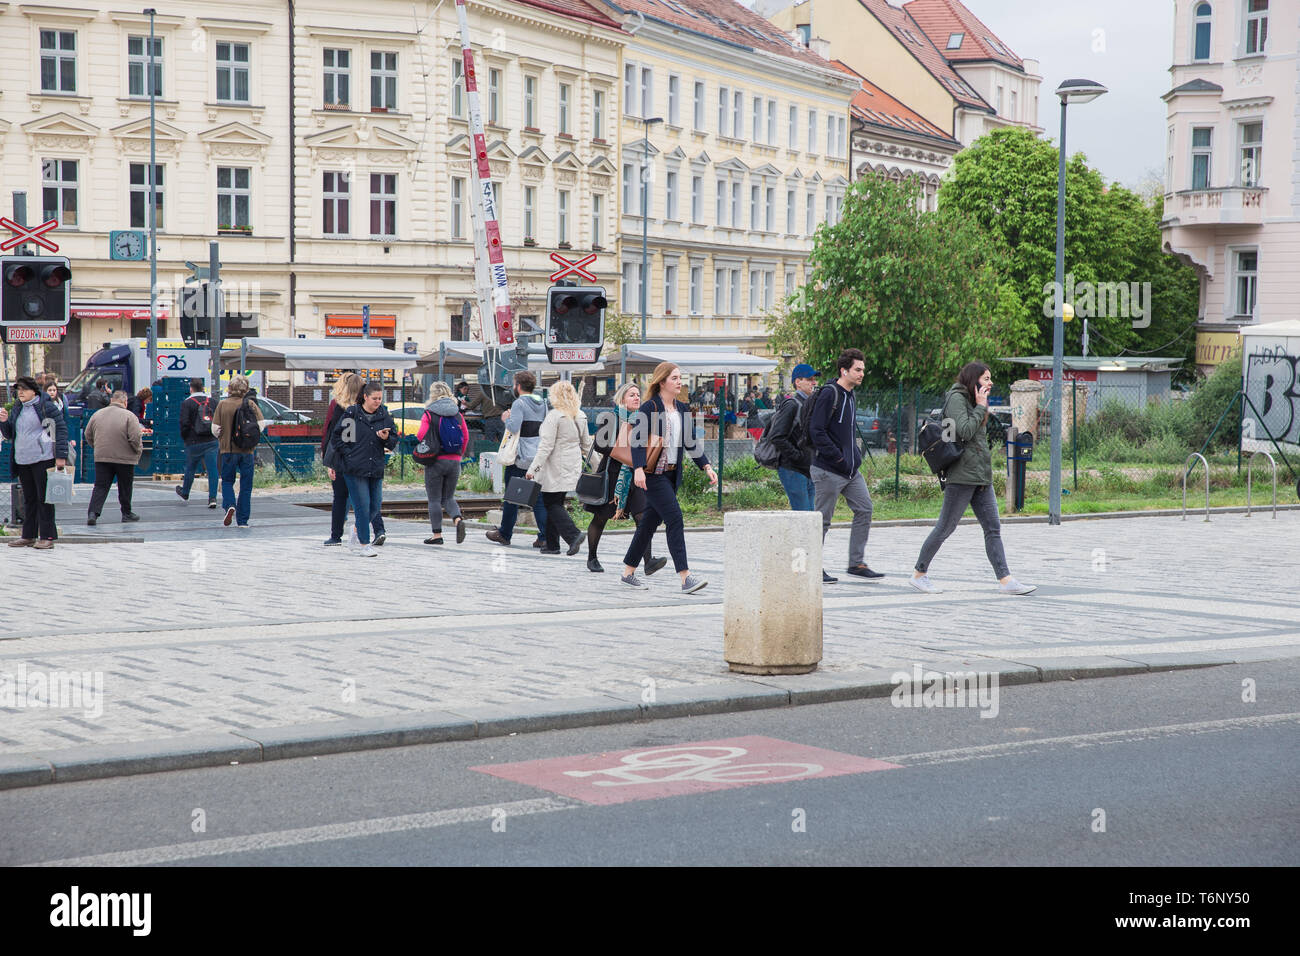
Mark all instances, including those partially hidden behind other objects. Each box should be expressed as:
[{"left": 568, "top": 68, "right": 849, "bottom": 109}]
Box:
[{"left": 109, "top": 230, "right": 147, "bottom": 261}]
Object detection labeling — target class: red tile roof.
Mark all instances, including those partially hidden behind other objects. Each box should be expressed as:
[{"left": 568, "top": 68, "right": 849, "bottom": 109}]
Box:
[
  {"left": 832, "top": 60, "right": 958, "bottom": 145},
  {"left": 851, "top": 0, "right": 990, "bottom": 111},
  {"left": 601, "top": 0, "right": 835, "bottom": 70},
  {"left": 510, "top": 0, "right": 623, "bottom": 30},
  {"left": 902, "top": 0, "right": 1023, "bottom": 68}
]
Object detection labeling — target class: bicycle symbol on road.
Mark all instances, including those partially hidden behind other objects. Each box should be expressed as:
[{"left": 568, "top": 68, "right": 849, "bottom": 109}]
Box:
[{"left": 562, "top": 746, "right": 823, "bottom": 788}]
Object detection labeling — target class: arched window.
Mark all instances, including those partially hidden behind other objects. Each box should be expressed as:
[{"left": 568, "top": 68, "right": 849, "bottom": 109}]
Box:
[{"left": 1193, "top": 3, "right": 1212, "bottom": 61}]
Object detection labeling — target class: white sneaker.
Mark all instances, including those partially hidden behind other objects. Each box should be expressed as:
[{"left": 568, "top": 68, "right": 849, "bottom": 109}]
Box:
[
  {"left": 356, "top": 544, "right": 379, "bottom": 557},
  {"left": 908, "top": 574, "right": 941, "bottom": 594},
  {"left": 998, "top": 577, "right": 1037, "bottom": 595},
  {"left": 347, "top": 524, "right": 359, "bottom": 549}
]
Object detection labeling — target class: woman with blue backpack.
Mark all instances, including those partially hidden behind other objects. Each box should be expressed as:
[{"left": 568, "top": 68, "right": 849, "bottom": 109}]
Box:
[{"left": 415, "top": 380, "right": 469, "bottom": 545}]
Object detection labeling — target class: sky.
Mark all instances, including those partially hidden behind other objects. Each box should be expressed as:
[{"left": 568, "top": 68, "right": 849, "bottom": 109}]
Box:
[{"left": 741, "top": 0, "right": 1174, "bottom": 190}]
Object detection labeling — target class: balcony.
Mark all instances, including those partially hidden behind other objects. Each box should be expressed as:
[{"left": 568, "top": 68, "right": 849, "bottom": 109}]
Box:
[{"left": 1170, "top": 186, "right": 1267, "bottom": 227}]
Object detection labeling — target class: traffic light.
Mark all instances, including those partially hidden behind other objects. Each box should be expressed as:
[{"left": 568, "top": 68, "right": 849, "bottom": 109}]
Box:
[
  {"left": 1, "top": 255, "right": 72, "bottom": 326},
  {"left": 545, "top": 283, "right": 606, "bottom": 363}
]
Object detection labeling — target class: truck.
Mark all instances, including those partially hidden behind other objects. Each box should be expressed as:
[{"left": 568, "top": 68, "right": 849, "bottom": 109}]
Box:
[{"left": 63, "top": 338, "right": 254, "bottom": 416}]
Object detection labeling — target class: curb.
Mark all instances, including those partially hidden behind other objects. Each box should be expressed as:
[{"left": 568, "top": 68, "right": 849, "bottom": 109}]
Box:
[{"left": 0, "top": 655, "right": 1259, "bottom": 791}]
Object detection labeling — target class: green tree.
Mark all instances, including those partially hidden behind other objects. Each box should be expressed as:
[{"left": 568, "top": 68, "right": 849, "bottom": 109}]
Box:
[{"left": 770, "top": 173, "right": 1033, "bottom": 390}]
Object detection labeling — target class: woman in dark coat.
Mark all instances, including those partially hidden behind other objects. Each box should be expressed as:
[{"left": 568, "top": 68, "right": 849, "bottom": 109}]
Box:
[
  {"left": 321, "top": 372, "right": 362, "bottom": 546},
  {"left": 325, "top": 381, "right": 398, "bottom": 556}
]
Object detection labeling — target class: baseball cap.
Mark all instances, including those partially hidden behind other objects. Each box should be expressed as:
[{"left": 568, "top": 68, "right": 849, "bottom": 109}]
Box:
[{"left": 791, "top": 363, "right": 819, "bottom": 382}]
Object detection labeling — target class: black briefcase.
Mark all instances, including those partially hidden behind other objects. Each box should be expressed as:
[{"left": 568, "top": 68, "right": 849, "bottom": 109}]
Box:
[{"left": 504, "top": 475, "right": 541, "bottom": 508}]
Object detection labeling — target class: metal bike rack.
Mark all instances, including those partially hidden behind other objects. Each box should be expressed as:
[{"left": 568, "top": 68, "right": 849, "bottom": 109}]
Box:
[
  {"left": 1246, "top": 451, "right": 1277, "bottom": 519},
  {"left": 1182, "top": 453, "right": 1210, "bottom": 522}
]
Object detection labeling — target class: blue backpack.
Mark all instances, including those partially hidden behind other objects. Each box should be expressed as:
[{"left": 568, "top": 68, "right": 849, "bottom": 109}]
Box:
[
  {"left": 437, "top": 414, "right": 464, "bottom": 455},
  {"left": 414, "top": 412, "right": 464, "bottom": 464}
]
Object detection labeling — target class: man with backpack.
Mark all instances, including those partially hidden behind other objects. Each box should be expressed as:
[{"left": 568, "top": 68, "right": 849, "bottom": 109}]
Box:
[
  {"left": 807, "top": 348, "right": 882, "bottom": 584},
  {"left": 176, "top": 378, "right": 219, "bottom": 509},
  {"left": 213, "top": 375, "right": 265, "bottom": 528},
  {"left": 762, "top": 363, "right": 819, "bottom": 512}
]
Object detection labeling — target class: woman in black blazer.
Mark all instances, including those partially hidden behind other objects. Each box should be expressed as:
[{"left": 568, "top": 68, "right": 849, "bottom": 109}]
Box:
[{"left": 620, "top": 362, "right": 717, "bottom": 593}]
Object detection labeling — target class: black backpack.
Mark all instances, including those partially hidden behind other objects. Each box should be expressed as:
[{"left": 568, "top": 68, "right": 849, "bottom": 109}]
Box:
[
  {"left": 796, "top": 385, "right": 842, "bottom": 458},
  {"left": 918, "top": 416, "right": 964, "bottom": 477},
  {"left": 230, "top": 398, "right": 261, "bottom": 451},
  {"left": 192, "top": 397, "right": 214, "bottom": 439}
]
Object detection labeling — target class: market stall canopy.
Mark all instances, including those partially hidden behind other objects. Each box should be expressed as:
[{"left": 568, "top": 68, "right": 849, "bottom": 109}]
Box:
[
  {"left": 412, "top": 341, "right": 604, "bottom": 377},
  {"left": 1240, "top": 320, "right": 1300, "bottom": 338},
  {"left": 221, "top": 337, "right": 417, "bottom": 371},
  {"left": 614, "top": 344, "right": 779, "bottom": 376}
]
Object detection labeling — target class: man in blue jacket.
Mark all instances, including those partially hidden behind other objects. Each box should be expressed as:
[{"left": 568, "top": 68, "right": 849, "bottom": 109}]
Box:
[{"left": 808, "top": 348, "right": 882, "bottom": 582}]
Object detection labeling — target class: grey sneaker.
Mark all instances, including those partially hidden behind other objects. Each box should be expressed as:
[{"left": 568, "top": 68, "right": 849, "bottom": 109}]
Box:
[
  {"left": 620, "top": 573, "right": 649, "bottom": 590},
  {"left": 908, "top": 574, "right": 941, "bottom": 594},
  {"left": 998, "top": 577, "right": 1037, "bottom": 595},
  {"left": 681, "top": 574, "right": 708, "bottom": 594},
  {"left": 356, "top": 544, "right": 379, "bottom": 558}
]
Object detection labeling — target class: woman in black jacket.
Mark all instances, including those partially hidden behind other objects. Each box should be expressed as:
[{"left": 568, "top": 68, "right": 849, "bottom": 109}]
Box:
[
  {"left": 619, "top": 362, "right": 717, "bottom": 593},
  {"left": 325, "top": 381, "right": 398, "bottom": 556},
  {"left": 321, "top": 372, "right": 362, "bottom": 547},
  {"left": 1, "top": 375, "right": 70, "bottom": 548}
]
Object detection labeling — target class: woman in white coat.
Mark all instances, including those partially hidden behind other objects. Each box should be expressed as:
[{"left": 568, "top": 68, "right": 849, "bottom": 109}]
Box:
[{"left": 527, "top": 380, "right": 594, "bottom": 555}]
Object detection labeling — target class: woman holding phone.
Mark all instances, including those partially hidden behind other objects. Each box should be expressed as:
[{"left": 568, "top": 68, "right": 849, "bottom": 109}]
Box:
[
  {"left": 326, "top": 381, "right": 398, "bottom": 557},
  {"left": 620, "top": 362, "right": 717, "bottom": 593},
  {"left": 909, "top": 362, "right": 1035, "bottom": 595}
]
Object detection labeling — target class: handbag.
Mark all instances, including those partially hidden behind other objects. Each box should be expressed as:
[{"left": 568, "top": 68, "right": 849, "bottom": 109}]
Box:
[
  {"left": 496, "top": 426, "right": 520, "bottom": 467},
  {"left": 609, "top": 419, "right": 633, "bottom": 467},
  {"left": 45, "top": 467, "right": 75, "bottom": 504},
  {"left": 918, "top": 419, "right": 964, "bottom": 477},
  {"left": 575, "top": 468, "right": 614, "bottom": 506},
  {"left": 413, "top": 412, "right": 440, "bottom": 466},
  {"left": 503, "top": 474, "right": 541, "bottom": 508}
]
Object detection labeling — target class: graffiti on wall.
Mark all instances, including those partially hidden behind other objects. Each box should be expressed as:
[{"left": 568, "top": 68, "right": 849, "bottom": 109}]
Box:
[{"left": 1243, "top": 344, "right": 1300, "bottom": 447}]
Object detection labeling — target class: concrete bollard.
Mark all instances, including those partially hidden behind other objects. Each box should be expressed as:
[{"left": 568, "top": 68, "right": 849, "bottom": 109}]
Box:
[{"left": 723, "top": 510, "right": 823, "bottom": 675}]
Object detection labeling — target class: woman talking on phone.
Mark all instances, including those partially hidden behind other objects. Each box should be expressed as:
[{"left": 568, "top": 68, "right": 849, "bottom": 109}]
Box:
[
  {"left": 620, "top": 362, "right": 717, "bottom": 593},
  {"left": 325, "top": 381, "right": 398, "bottom": 557},
  {"left": 909, "top": 362, "right": 1035, "bottom": 595}
]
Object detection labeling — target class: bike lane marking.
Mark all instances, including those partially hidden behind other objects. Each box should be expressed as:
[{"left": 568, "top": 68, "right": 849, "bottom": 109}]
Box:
[{"left": 470, "top": 735, "right": 901, "bottom": 805}]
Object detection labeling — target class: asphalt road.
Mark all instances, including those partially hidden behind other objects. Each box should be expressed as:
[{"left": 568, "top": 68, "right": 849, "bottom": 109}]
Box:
[{"left": 4, "top": 660, "right": 1297, "bottom": 869}]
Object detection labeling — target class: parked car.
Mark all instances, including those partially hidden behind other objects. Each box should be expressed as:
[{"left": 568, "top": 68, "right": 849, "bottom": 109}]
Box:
[
  {"left": 254, "top": 395, "right": 311, "bottom": 424},
  {"left": 855, "top": 411, "right": 891, "bottom": 449}
]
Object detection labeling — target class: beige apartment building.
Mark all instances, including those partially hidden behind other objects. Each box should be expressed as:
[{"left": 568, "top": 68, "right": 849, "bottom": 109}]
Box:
[
  {"left": 591, "top": 0, "right": 860, "bottom": 352},
  {"left": 0, "top": 0, "right": 625, "bottom": 381}
]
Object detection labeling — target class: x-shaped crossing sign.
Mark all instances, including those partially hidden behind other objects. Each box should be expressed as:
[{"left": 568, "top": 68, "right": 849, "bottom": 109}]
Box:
[
  {"left": 549, "top": 251, "right": 597, "bottom": 283},
  {"left": 1, "top": 217, "right": 60, "bottom": 253}
]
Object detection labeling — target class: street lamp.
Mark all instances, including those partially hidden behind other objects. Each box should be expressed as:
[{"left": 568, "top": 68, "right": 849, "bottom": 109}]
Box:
[
  {"left": 638, "top": 116, "right": 662, "bottom": 345},
  {"left": 1049, "top": 78, "right": 1106, "bottom": 525},
  {"left": 146, "top": 8, "right": 158, "bottom": 379}
]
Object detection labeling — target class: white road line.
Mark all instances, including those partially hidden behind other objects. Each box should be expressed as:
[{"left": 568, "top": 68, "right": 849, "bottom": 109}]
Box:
[
  {"left": 879, "top": 713, "right": 1300, "bottom": 766},
  {"left": 967, "top": 633, "right": 1300, "bottom": 658},
  {"left": 27, "top": 796, "right": 582, "bottom": 868}
]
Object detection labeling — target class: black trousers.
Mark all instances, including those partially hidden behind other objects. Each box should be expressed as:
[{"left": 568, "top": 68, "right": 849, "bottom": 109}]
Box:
[
  {"left": 541, "top": 491, "right": 582, "bottom": 550},
  {"left": 14, "top": 458, "right": 57, "bottom": 540},
  {"left": 88, "top": 460, "right": 136, "bottom": 517},
  {"left": 623, "top": 472, "right": 688, "bottom": 573}
]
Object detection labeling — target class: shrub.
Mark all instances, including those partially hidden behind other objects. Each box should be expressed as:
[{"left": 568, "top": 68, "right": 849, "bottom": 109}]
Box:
[{"left": 1186, "top": 356, "right": 1243, "bottom": 450}]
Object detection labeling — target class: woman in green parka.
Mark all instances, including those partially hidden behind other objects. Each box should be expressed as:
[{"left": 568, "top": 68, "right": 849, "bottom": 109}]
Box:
[{"left": 909, "top": 362, "right": 1036, "bottom": 595}]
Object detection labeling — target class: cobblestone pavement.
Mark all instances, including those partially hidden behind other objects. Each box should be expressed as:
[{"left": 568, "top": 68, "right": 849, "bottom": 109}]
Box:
[{"left": 1, "top": 483, "right": 1297, "bottom": 757}]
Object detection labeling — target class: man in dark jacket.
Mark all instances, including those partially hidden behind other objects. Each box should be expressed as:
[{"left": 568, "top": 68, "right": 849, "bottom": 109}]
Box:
[
  {"left": 808, "top": 348, "right": 881, "bottom": 582},
  {"left": 768, "top": 363, "right": 818, "bottom": 512},
  {"left": 176, "top": 378, "right": 219, "bottom": 508},
  {"left": 325, "top": 381, "right": 398, "bottom": 556}
]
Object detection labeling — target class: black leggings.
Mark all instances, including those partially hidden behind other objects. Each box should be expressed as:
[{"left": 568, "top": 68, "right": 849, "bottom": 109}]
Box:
[{"left": 587, "top": 507, "right": 654, "bottom": 564}]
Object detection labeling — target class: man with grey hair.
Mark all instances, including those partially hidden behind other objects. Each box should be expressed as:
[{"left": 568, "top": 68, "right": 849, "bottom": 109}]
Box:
[
  {"left": 83, "top": 390, "right": 144, "bottom": 525},
  {"left": 213, "top": 374, "right": 265, "bottom": 528}
]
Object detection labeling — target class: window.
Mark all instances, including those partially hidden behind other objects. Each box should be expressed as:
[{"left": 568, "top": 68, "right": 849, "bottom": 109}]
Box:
[
  {"left": 995, "top": 86, "right": 1004, "bottom": 113},
  {"left": 807, "top": 109, "right": 818, "bottom": 153},
  {"left": 788, "top": 105, "right": 798, "bottom": 149},
  {"left": 1244, "top": 0, "right": 1267, "bottom": 56},
  {"left": 40, "top": 30, "right": 76, "bottom": 93},
  {"left": 731, "top": 181, "right": 740, "bottom": 228},
  {"left": 664, "top": 263, "right": 678, "bottom": 313},
  {"left": 558, "top": 82, "right": 570, "bottom": 135},
  {"left": 1193, "top": 3, "right": 1212, "bottom": 60},
  {"left": 1167, "top": 125, "right": 1175, "bottom": 186},
  {"left": 753, "top": 96, "right": 762, "bottom": 141},
  {"left": 640, "top": 66, "right": 654, "bottom": 118},
  {"left": 593, "top": 89, "right": 605, "bottom": 139},
  {"left": 750, "top": 184, "right": 760, "bottom": 231},
  {"left": 128, "top": 163, "right": 163, "bottom": 229},
  {"left": 733, "top": 91, "right": 744, "bottom": 141},
  {"left": 947, "top": 32, "right": 964, "bottom": 50},
  {"left": 592, "top": 193, "right": 603, "bottom": 246},
  {"left": 216, "top": 41, "right": 250, "bottom": 104},
  {"left": 691, "top": 175, "right": 702, "bottom": 222},
  {"left": 624, "top": 64, "right": 637, "bottom": 118},
  {"left": 825, "top": 194, "right": 834, "bottom": 225},
  {"left": 786, "top": 188, "right": 795, "bottom": 233},
  {"left": 714, "top": 268, "right": 727, "bottom": 313},
  {"left": 827, "top": 114, "right": 837, "bottom": 155},
  {"left": 666, "top": 171, "right": 678, "bottom": 220},
  {"left": 451, "top": 59, "right": 464, "bottom": 118},
  {"left": 668, "top": 74, "right": 680, "bottom": 125},
  {"left": 371, "top": 51, "right": 397, "bottom": 110},
  {"left": 487, "top": 68, "right": 501, "bottom": 125},
  {"left": 764, "top": 270, "right": 774, "bottom": 310},
  {"left": 524, "top": 75, "right": 537, "bottom": 128},
  {"left": 785, "top": 267, "right": 796, "bottom": 298},
  {"left": 1235, "top": 250, "right": 1257, "bottom": 317},
  {"left": 1239, "top": 121, "right": 1262, "bottom": 185},
  {"left": 558, "top": 190, "right": 570, "bottom": 244},
  {"left": 216, "top": 166, "right": 251, "bottom": 230},
  {"left": 451, "top": 176, "right": 465, "bottom": 239},
  {"left": 41, "top": 159, "right": 78, "bottom": 226},
  {"left": 838, "top": 117, "right": 847, "bottom": 157},
  {"left": 805, "top": 190, "right": 814, "bottom": 233},
  {"left": 716, "top": 177, "right": 726, "bottom": 225},
  {"left": 622, "top": 262, "right": 644, "bottom": 313},
  {"left": 128, "top": 36, "right": 163, "bottom": 98},
  {"left": 765, "top": 186, "right": 774, "bottom": 231},
  {"left": 1009, "top": 90, "right": 1017, "bottom": 119},
  {"left": 323, "top": 171, "right": 350, "bottom": 236},
  {"left": 370, "top": 173, "right": 396, "bottom": 238},
  {"left": 749, "top": 269, "right": 759, "bottom": 315},
  {"left": 623, "top": 164, "right": 635, "bottom": 211},
  {"left": 1191, "top": 127, "right": 1213, "bottom": 189},
  {"left": 693, "top": 80, "right": 705, "bottom": 130},
  {"left": 767, "top": 100, "right": 776, "bottom": 145},
  {"left": 323, "top": 48, "right": 349, "bottom": 107},
  {"left": 690, "top": 265, "right": 702, "bottom": 314},
  {"left": 522, "top": 186, "right": 536, "bottom": 240},
  {"left": 730, "top": 268, "right": 740, "bottom": 314}
]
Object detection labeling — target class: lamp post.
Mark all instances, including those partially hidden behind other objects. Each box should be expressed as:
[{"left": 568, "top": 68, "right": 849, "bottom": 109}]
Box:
[
  {"left": 1049, "top": 78, "right": 1107, "bottom": 525},
  {"left": 638, "top": 116, "right": 662, "bottom": 345},
  {"left": 145, "top": 8, "right": 158, "bottom": 380}
]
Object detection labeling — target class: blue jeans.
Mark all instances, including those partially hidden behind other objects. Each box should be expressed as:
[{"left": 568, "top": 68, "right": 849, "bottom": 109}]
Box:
[
  {"left": 497, "top": 463, "right": 546, "bottom": 541},
  {"left": 623, "top": 473, "right": 688, "bottom": 574},
  {"left": 182, "top": 440, "right": 219, "bottom": 501},
  {"left": 220, "top": 452, "right": 255, "bottom": 526},
  {"left": 777, "top": 467, "right": 815, "bottom": 511},
  {"left": 342, "top": 473, "right": 384, "bottom": 545}
]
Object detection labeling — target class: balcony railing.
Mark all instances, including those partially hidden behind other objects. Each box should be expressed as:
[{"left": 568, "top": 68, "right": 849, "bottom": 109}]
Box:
[{"left": 1172, "top": 186, "right": 1268, "bottom": 226}]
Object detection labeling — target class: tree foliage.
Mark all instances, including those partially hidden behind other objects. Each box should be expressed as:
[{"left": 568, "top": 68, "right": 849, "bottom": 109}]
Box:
[{"left": 770, "top": 173, "right": 1033, "bottom": 390}]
